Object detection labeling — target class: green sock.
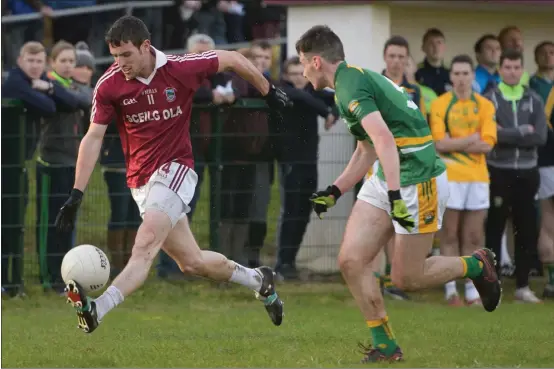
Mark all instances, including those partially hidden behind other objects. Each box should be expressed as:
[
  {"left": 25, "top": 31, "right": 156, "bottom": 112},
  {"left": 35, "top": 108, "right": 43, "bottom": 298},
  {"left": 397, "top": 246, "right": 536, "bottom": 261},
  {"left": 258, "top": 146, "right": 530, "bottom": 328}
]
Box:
[
  {"left": 547, "top": 264, "right": 554, "bottom": 286},
  {"left": 385, "top": 263, "right": 392, "bottom": 275},
  {"left": 367, "top": 316, "right": 398, "bottom": 355},
  {"left": 461, "top": 256, "right": 484, "bottom": 279}
]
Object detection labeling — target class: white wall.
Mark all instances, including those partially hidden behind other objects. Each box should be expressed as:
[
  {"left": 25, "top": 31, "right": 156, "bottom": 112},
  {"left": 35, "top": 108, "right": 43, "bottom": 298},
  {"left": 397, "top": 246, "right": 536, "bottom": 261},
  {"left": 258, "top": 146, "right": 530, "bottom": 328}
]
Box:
[{"left": 390, "top": 5, "right": 554, "bottom": 74}]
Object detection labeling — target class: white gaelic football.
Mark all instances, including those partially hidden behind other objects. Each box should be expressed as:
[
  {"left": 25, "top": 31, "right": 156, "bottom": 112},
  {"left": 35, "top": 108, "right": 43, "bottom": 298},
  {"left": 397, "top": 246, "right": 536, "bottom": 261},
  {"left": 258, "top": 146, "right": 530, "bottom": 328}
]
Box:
[{"left": 61, "top": 244, "right": 110, "bottom": 293}]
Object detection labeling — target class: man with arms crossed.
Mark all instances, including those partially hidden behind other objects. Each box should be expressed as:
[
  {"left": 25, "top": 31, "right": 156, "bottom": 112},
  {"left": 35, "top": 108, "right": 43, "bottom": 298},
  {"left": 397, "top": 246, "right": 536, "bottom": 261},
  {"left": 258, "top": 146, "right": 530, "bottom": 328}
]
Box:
[
  {"left": 55, "top": 16, "right": 290, "bottom": 334},
  {"left": 430, "top": 54, "right": 498, "bottom": 306},
  {"left": 298, "top": 26, "right": 501, "bottom": 362}
]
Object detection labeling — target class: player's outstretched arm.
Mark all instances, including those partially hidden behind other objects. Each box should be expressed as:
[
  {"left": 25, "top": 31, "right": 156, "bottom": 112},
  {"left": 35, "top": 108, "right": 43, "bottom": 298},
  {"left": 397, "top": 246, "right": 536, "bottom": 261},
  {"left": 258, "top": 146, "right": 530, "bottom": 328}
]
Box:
[
  {"left": 361, "top": 112, "right": 401, "bottom": 191},
  {"left": 74, "top": 123, "right": 108, "bottom": 191},
  {"left": 333, "top": 140, "right": 376, "bottom": 194},
  {"left": 214, "top": 50, "right": 291, "bottom": 109},
  {"left": 55, "top": 122, "right": 107, "bottom": 233}
]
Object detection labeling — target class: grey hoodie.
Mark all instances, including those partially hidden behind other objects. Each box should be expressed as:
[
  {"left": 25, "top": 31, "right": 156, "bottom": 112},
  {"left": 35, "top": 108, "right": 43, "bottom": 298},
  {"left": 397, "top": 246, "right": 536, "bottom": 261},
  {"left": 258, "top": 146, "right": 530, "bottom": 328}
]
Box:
[
  {"left": 485, "top": 85, "right": 547, "bottom": 170},
  {"left": 37, "top": 79, "right": 92, "bottom": 166}
]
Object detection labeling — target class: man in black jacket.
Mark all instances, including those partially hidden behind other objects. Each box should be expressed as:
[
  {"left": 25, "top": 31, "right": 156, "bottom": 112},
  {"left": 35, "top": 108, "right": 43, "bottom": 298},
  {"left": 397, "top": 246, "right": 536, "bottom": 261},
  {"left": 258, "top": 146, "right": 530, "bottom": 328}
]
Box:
[
  {"left": 272, "top": 56, "right": 337, "bottom": 280},
  {"left": 1, "top": 41, "right": 77, "bottom": 297},
  {"left": 484, "top": 49, "right": 548, "bottom": 303}
]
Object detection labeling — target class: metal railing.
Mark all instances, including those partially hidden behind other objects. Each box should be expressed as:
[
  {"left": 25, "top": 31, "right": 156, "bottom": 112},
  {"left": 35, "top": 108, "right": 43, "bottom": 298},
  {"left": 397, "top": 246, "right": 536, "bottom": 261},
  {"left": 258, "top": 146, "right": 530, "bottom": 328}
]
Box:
[{"left": 1, "top": 1, "right": 174, "bottom": 24}]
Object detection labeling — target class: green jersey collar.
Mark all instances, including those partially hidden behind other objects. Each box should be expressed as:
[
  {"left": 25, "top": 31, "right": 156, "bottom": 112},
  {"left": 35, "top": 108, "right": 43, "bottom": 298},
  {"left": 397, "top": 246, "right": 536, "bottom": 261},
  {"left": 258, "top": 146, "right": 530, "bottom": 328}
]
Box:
[{"left": 334, "top": 61, "right": 347, "bottom": 88}]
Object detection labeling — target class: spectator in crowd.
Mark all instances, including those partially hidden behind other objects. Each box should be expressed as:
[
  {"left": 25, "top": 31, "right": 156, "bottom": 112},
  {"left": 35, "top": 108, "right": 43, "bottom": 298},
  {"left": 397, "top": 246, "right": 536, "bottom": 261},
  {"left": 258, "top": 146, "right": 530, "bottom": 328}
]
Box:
[
  {"left": 373, "top": 35, "right": 428, "bottom": 301},
  {"left": 416, "top": 28, "right": 451, "bottom": 96},
  {"left": 218, "top": 48, "right": 265, "bottom": 263},
  {"left": 382, "top": 36, "right": 426, "bottom": 117},
  {"left": 47, "top": 0, "right": 96, "bottom": 46},
  {"left": 245, "top": 39, "right": 275, "bottom": 268},
  {"left": 272, "top": 56, "right": 337, "bottom": 280},
  {"left": 1, "top": 41, "right": 55, "bottom": 298},
  {"left": 192, "top": 0, "right": 227, "bottom": 45},
  {"left": 406, "top": 55, "right": 437, "bottom": 116},
  {"left": 36, "top": 40, "right": 92, "bottom": 294},
  {"left": 72, "top": 41, "right": 95, "bottom": 128},
  {"left": 430, "top": 54, "right": 497, "bottom": 306},
  {"left": 220, "top": 1, "right": 245, "bottom": 43},
  {"left": 2, "top": 0, "right": 52, "bottom": 69},
  {"left": 484, "top": 49, "right": 547, "bottom": 303},
  {"left": 472, "top": 34, "right": 501, "bottom": 94},
  {"left": 529, "top": 41, "right": 554, "bottom": 103},
  {"left": 498, "top": 26, "right": 530, "bottom": 85},
  {"left": 156, "top": 33, "right": 231, "bottom": 279},
  {"left": 537, "top": 86, "right": 554, "bottom": 299}
]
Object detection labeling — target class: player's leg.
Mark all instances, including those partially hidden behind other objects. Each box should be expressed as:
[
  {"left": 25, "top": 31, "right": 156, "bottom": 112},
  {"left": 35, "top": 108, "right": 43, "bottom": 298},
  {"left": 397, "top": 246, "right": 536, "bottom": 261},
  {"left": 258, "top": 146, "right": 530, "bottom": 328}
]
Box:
[
  {"left": 381, "top": 237, "right": 411, "bottom": 301},
  {"left": 345, "top": 175, "right": 402, "bottom": 362},
  {"left": 390, "top": 172, "right": 501, "bottom": 313},
  {"left": 460, "top": 183, "right": 489, "bottom": 306},
  {"left": 162, "top": 212, "right": 284, "bottom": 326},
  {"left": 439, "top": 203, "right": 462, "bottom": 305},
  {"left": 65, "top": 182, "right": 176, "bottom": 333}
]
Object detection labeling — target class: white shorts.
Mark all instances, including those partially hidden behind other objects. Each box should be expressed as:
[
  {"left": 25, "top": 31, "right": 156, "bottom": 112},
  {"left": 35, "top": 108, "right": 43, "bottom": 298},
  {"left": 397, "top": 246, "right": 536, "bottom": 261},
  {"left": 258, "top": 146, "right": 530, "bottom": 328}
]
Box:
[
  {"left": 357, "top": 171, "right": 449, "bottom": 234},
  {"left": 130, "top": 162, "right": 198, "bottom": 228},
  {"left": 446, "top": 182, "right": 490, "bottom": 211},
  {"left": 538, "top": 166, "right": 554, "bottom": 200}
]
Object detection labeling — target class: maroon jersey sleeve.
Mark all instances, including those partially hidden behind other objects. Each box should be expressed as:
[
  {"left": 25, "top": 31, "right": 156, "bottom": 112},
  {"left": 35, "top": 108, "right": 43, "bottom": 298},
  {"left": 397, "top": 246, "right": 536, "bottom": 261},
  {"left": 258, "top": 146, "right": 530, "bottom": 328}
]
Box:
[
  {"left": 168, "top": 51, "right": 219, "bottom": 91},
  {"left": 90, "top": 66, "right": 118, "bottom": 125}
]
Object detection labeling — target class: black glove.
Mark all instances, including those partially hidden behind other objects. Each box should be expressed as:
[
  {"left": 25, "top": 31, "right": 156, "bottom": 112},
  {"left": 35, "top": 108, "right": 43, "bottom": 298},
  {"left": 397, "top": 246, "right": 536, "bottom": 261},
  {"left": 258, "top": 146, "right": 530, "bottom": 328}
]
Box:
[
  {"left": 55, "top": 188, "right": 84, "bottom": 233},
  {"left": 265, "top": 84, "right": 292, "bottom": 111},
  {"left": 309, "top": 185, "right": 342, "bottom": 219}
]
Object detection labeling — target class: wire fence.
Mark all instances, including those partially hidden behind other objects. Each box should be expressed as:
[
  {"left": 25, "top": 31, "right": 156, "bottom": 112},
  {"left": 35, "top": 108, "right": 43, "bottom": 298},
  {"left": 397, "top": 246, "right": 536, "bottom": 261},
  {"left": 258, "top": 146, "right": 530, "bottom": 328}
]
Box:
[{"left": 1, "top": 98, "right": 353, "bottom": 295}]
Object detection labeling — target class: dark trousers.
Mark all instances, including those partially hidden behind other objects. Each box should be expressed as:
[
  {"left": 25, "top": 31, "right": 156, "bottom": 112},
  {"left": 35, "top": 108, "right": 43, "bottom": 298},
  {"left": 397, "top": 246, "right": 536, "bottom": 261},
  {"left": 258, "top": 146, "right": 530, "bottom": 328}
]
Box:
[
  {"left": 276, "top": 163, "right": 317, "bottom": 270},
  {"left": 1, "top": 167, "right": 27, "bottom": 295},
  {"left": 103, "top": 171, "right": 142, "bottom": 231},
  {"left": 485, "top": 166, "right": 540, "bottom": 288},
  {"left": 221, "top": 163, "right": 255, "bottom": 223},
  {"left": 35, "top": 162, "right": 76, "bottom": 289}
]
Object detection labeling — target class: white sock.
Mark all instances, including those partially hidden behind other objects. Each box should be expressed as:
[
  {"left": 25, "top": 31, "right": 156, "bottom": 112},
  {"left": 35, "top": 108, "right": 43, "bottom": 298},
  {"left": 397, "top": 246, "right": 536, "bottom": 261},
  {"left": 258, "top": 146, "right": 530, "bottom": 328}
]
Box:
[
  {"left": 500, "top": 232, "right": 512, "bottom": 266},
  {"left": 465, "top": 280, "right": 479, "bottom": 301},
  {"left": 94, "top": 286, "right": 124, "bottom": 321},
  {"left": 229, "top": 263, "right": 263, "bottom": 291},
  {"left": 445, "top": 280, "right": 458, "bottom": 299}
]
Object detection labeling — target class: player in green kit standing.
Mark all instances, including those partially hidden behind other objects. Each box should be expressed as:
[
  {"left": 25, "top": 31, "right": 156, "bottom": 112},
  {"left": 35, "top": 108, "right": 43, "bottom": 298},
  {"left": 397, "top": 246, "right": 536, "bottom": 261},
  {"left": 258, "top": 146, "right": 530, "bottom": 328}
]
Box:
[{"left": 296, "top": 26, "right": 502, "bottom": 363}]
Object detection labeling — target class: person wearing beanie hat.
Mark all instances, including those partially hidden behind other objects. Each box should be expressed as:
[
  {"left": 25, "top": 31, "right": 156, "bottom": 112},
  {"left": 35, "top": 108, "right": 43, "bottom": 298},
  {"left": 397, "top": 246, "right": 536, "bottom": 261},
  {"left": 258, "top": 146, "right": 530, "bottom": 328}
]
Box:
[{"left": 72, "top": 41, "right": 95, "bottom": 87}]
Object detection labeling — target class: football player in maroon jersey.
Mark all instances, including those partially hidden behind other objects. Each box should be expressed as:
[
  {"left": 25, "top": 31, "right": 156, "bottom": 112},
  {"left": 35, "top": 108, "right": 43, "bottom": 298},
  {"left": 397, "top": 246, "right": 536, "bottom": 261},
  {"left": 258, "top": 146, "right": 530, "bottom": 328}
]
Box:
[{"left": 55, "top": 15, "right": 291, "bottom": 334}]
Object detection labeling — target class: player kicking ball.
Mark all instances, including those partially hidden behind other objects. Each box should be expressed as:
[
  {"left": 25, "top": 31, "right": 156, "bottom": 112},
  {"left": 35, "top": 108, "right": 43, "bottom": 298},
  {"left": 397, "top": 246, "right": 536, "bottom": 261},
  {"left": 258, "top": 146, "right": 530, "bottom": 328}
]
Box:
[
  {"left": 54, "top": 15, "right": 291, "bottom": 334},
  {"left": 297, "top": 26, "right": 502, "bottom": 362}
]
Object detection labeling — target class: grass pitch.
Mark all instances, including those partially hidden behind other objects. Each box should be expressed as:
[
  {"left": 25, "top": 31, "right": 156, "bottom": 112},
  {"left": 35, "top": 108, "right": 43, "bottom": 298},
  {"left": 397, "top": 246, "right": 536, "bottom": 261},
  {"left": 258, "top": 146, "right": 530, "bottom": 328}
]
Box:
[{"left": 2, "top": 279, "right": 553, "bottom": 368}]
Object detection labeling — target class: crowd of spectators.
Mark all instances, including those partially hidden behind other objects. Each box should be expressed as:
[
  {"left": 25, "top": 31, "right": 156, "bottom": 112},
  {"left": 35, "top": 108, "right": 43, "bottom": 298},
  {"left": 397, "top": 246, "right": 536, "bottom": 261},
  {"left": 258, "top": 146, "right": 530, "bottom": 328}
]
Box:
[{"left": 1, "top": 3, "right": 553, "bottom": 307}]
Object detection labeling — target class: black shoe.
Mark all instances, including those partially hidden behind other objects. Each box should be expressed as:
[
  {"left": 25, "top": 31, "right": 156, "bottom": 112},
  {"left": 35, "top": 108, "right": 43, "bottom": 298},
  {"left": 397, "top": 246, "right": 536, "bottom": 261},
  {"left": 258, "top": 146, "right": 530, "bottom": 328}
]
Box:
[
  {"left": 358, "top": 343, "right": 403, "bottom": 363},
  {"left": 543, "top": 285, "right": 554, "bottom": 299},
  {"left": 255, "top": 266, "right": 284, "bottom": 326},
  {"left": 65, "top": 280, "right": 100, "bottom": 334},
  {"left": 275, "top": 264, "right": 299, "bottom": 281},
  {"left": 471, "top": 248, "right": 502, "bottom": 312},
  {"left": 383, "top": 285, "right": 411, "bottom": 301}
]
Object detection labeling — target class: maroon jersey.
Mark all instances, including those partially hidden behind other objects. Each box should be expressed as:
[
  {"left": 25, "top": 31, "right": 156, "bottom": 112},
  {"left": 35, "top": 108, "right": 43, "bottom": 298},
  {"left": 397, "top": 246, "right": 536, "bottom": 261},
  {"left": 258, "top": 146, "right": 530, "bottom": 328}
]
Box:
[{"left": 91, "top": 47, "right": 219, "bottom": 188}]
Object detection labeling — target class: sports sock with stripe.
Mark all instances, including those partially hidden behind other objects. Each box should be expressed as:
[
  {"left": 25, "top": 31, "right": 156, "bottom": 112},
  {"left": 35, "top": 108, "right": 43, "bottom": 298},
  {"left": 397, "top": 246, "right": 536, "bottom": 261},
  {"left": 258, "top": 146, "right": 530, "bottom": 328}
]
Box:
[
  {"left": 546, "top": 264, "right": 554, "bottom": 286},
  {"left": 367, "top": 316, "right": 398, "bottom": 356},
  {"left": 460, "top": 256, "right": 484, "bottom": 279}
]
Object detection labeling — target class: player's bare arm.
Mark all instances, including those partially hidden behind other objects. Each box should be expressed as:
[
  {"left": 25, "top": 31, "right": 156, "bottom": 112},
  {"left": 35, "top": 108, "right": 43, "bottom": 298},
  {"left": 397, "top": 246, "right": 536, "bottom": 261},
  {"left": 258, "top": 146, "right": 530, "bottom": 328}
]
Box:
[
  {"left": 361, "top": 111, "right": 401, "bottom": 191},
  {"left": 74, "top": 123, "right": 108, "bottom": 191},
  {"left": 333, "top": 140, "right": 376, "bottom": 194}
]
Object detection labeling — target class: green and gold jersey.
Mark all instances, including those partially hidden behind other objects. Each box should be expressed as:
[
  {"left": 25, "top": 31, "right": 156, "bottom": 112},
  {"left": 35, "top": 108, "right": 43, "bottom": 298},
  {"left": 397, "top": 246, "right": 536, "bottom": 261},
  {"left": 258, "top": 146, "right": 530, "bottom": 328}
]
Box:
[{"left": 333, "top": 61, "right": 446, "bottom": 186}]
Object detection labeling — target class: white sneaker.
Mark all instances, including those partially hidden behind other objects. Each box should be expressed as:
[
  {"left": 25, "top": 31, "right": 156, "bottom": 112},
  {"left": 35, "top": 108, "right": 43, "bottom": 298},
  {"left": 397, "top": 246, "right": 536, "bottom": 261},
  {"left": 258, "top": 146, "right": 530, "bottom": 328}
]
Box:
[{"left": 514, "top": 286, "right": 543, "bottom": 303}]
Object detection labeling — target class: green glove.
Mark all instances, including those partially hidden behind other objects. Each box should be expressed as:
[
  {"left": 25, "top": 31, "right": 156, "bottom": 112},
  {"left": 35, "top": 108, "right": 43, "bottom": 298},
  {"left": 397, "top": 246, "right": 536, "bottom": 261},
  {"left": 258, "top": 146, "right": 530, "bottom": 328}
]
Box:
[
  {"left": 309, "top": 185, "right": 342, "bottom": 219},
  {"left": 388, "top": 190, "right": 415, "bottom": 232}
]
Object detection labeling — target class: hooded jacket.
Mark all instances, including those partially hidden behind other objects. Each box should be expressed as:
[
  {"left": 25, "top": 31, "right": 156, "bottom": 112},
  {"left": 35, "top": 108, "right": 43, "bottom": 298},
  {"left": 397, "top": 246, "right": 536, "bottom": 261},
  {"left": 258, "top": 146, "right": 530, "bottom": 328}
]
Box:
[{"left": 485, "top": 82, "right": 547, "bottom": 170}]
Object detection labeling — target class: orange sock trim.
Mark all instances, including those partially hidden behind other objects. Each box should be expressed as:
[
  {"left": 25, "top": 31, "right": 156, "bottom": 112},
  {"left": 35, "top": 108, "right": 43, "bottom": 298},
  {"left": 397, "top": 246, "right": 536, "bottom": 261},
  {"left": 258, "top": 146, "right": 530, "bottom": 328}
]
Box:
[
  {"left": 459, "top": 257, "right": 468, "bottom": 277},
  {"left": 366, "top": 315, "right": 388, "bottom": 328}
]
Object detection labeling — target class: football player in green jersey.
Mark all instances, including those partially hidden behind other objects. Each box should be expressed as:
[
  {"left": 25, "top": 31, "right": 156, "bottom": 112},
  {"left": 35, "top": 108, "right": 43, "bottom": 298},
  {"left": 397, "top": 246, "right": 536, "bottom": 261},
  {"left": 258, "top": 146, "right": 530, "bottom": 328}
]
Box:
[{"left": 296, "top": 25, "right": 502, "bottom": 363}]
